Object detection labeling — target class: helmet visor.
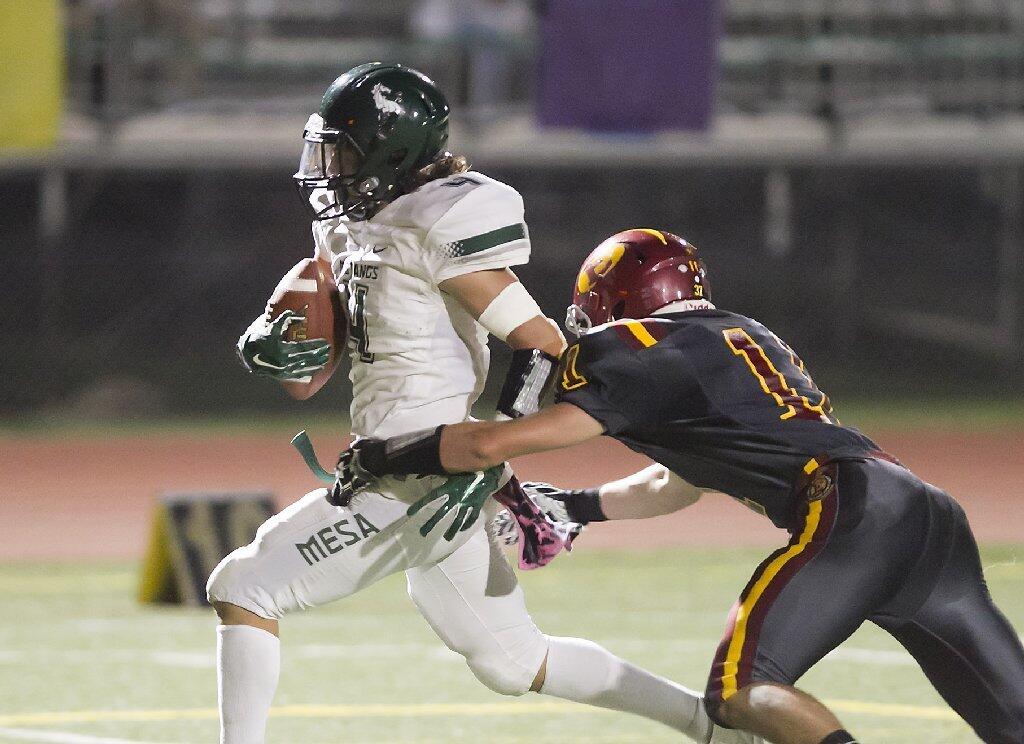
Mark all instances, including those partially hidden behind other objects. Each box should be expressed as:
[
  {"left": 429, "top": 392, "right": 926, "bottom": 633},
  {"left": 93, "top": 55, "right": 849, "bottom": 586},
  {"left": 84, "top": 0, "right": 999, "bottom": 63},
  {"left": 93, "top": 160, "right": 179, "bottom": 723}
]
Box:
[
  {"left": 293, "top": 114, "right": 368, "bottom": 221},
  {"left": 296, "top": 139, "right": 338, "bottom": 181},
  {"left": 293, "top": 113, "right": 363, "bottom": 183},
  {"left": 295, "top": 138, "right": 362, "bottom": 182}
]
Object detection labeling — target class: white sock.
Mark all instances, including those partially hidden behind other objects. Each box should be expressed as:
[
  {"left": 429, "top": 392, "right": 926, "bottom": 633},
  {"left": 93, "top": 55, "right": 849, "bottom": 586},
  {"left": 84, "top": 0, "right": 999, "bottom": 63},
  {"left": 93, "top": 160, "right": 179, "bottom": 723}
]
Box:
[
  {"left": 540, "top": 636, "right": 715, "bottom": 743},
  {"left": 217, "top": 624, "right": 280, "bottom": 744}
]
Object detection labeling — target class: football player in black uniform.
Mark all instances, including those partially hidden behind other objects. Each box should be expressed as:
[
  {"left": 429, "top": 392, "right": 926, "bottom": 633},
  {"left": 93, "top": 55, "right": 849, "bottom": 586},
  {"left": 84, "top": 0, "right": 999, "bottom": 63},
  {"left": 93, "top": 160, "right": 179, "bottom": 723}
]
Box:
[{"left": 334, "top": 229, "right": 1024, "bottom": 744}]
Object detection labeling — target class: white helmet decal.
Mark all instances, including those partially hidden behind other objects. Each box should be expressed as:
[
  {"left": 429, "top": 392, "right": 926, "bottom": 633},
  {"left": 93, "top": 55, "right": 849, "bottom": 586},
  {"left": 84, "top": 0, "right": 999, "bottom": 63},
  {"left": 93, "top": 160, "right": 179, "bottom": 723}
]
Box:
[{"left": 371, "top": 83, "right": 405, "bottom": 116}]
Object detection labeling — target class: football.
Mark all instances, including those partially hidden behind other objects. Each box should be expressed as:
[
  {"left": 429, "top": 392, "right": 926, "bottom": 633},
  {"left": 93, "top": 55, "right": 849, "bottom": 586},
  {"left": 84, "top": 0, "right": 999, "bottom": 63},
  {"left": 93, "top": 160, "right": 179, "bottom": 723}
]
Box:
[{"left": 266, "top": 257, "right": 348, "bottom": 400}]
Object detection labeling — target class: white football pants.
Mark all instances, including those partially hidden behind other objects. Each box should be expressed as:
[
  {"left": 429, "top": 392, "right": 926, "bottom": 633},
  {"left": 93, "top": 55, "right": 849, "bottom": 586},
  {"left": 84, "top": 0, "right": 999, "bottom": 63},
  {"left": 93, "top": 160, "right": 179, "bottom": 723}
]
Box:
[{"left": 207, "top": 475, "right": 549, "bottom": 695}]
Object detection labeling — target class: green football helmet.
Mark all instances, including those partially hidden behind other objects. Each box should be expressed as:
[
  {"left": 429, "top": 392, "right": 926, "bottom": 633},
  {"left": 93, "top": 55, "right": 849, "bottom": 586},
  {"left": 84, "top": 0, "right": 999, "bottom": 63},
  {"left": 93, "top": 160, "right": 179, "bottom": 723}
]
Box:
[{"left": 294, "top": 62, "right": 450, "bottom": 221}]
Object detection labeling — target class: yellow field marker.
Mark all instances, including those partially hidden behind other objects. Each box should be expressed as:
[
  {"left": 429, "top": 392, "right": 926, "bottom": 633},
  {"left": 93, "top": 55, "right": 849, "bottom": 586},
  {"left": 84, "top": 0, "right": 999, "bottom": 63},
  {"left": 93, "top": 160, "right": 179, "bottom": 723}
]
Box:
[{"left": 0, "top": 698, "right": 959, "bottom": 728}]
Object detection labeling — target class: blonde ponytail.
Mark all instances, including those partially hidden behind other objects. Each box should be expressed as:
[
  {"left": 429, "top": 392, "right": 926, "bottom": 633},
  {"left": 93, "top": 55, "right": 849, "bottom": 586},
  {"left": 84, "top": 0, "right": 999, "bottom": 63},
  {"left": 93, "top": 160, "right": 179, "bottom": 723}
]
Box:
[{"left": 407, "top": 152, "right": 471, "bottom": 188}]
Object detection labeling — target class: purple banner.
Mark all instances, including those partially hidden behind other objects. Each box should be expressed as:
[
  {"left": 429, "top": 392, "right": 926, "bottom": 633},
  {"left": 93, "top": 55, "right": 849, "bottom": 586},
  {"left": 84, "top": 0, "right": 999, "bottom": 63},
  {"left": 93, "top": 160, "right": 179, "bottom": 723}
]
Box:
[{"left": 537, "top": 0, "right": 720, "bottom": 132}]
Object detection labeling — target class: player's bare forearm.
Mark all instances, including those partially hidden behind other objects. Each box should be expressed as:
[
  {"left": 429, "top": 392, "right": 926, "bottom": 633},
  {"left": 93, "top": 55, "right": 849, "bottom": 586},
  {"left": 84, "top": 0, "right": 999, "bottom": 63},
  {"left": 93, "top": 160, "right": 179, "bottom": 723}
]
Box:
[
  {"left": 439, "top": 403, "right": 605, "bottom": 472},
  {"left": 440, "top": 269, "right": 565, "bottom": 357},
  {"left": 506, "top": 315, "right": 565, "bottom": 356},
  {"left": 597, "top": 464, "right": 704, "bottom": 520}
]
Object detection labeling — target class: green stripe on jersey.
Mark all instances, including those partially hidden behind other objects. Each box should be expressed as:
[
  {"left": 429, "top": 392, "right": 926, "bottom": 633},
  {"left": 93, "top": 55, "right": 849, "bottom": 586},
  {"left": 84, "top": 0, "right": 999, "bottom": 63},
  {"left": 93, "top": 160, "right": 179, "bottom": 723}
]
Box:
[{"left": 443, "top": 223, "right": 526, "bottom": 257}]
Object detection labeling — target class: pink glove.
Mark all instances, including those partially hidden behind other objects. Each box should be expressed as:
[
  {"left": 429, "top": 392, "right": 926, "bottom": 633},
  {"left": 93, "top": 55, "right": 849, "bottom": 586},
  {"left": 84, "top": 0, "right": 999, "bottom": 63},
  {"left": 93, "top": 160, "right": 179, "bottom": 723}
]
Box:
[{"left": 491, "top": 476, "right": 580, "bottom": 570}]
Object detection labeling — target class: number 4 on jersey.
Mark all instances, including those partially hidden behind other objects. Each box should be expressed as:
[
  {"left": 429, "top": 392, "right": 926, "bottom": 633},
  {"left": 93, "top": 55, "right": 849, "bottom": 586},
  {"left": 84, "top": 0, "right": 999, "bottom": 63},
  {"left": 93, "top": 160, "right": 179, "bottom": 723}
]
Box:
[{"left": 349, "top": 283, "right": 374, "bottom": 363}]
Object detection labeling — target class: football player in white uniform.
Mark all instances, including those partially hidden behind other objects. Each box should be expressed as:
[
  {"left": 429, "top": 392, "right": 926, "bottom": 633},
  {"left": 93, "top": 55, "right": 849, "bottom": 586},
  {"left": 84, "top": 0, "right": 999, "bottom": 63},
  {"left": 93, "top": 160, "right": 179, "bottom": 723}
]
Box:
[{"left": 211, "top": 63, "right": 761, "bottom": 744}]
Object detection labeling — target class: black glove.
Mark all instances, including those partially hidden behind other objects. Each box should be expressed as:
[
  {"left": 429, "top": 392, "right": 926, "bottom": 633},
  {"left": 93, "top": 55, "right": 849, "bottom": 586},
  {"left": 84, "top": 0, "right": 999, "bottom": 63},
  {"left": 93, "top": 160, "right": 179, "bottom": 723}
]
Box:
[
  {"left": 330, "top": 439, "right": 386, "bottom": 506},
  {"left": 330, "top": 427, "right": 449, "bottom": 507}
]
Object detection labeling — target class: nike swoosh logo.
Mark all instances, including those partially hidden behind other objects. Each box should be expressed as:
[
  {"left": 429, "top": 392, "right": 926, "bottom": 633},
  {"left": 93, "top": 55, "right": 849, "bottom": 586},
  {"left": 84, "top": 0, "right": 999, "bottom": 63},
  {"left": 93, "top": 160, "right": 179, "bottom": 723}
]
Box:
[{"left": 252, "top": 354, "right": 287, "bottom": 371}]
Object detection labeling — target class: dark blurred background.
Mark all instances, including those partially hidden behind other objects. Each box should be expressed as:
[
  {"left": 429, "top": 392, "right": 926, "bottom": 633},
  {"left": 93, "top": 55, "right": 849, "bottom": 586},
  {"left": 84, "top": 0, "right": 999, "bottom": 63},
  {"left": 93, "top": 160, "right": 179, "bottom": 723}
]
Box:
[{"left": 2, "top": 0, "right": 1023, "bottom": 420}]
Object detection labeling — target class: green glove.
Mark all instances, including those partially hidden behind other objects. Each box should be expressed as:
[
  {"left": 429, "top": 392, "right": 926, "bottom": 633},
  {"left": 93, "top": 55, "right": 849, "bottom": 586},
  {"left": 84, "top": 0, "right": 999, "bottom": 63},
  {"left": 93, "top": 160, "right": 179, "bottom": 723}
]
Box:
[
  {"left": 407, "top": 466, "right": 504, "bottom": 541},
  {"left": 236, "top": 309, "right": 331, "bottom": 381}
]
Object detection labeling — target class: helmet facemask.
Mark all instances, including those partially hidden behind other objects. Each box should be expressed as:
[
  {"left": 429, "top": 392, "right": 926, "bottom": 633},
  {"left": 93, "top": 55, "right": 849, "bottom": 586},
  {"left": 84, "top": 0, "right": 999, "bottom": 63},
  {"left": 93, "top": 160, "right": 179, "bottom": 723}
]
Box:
[
  {"left": 294, "top": 114, "right": 383, "bottom": 221},
  {"left": 564, "top": 295, "right": 625, "bottom": 337},
  {"left": 564, "top": 304, "right": 593, "bottom": 337}
]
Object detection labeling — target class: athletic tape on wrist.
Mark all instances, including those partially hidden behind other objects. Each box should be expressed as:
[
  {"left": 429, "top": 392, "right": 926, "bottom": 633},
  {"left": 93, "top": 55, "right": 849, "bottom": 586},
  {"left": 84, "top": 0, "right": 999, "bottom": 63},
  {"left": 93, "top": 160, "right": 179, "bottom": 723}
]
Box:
[{"left": 477, "top": 282, "right": 544, "bottom": 341}]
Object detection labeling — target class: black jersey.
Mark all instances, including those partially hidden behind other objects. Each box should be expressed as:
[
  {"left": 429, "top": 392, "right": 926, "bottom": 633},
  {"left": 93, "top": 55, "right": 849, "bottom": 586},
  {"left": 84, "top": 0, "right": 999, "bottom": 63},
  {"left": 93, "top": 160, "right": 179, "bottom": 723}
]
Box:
[{"left": 554, "top": 309, "right": 880, "bottom": 528}]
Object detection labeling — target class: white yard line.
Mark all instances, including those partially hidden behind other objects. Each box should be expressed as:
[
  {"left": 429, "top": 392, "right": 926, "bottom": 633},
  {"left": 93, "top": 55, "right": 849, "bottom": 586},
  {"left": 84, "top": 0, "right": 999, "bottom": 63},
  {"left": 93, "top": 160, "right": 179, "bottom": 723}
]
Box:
[
  {"left": 0, "top": 642, "right": 458, "bottom": 669},
  {"left": 0, "top": 727, "right": 176, "bottom": 744}
]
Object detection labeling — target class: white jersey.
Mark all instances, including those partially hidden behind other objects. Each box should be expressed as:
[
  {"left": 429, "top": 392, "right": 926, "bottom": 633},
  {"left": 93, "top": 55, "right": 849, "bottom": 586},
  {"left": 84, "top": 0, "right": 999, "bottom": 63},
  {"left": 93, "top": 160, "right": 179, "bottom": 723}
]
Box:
[{"left": 312, "top": 171, "right": 531, "bottom": 438}]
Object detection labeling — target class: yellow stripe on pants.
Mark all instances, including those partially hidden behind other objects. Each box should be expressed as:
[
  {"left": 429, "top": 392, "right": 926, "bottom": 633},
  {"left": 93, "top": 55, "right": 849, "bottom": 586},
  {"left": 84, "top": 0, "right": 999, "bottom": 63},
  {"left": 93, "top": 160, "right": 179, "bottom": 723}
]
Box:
[{"left": 720, "top": 498, "right": 823, "bottom": 699}]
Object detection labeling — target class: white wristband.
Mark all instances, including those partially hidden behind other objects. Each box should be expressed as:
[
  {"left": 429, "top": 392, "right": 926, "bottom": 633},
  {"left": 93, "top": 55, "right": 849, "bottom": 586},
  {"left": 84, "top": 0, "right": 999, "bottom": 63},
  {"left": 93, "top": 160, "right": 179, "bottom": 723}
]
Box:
[{"left": 477, "top": 281, "right": 544, "bottom": 341}]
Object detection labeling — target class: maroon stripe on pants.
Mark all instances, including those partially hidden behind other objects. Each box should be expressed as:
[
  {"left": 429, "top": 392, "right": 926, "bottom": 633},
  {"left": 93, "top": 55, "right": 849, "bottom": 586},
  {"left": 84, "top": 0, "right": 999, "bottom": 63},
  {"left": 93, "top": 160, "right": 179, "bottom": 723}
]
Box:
[
  {"left": 706, "top": 544, "right": 796, "bottom": 706},
  {"left": 736, "top": 490, "right": 838, "bottom": 690},
  {"left": 706, "top": 481, "right": 839, "bottom": 709}
]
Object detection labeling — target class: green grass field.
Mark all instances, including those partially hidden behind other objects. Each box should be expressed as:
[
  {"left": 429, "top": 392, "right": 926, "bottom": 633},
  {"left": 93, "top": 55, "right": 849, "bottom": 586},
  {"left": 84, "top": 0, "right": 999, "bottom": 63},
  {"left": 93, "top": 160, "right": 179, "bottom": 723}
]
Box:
[{"left": 2, "top": 546, "right": 1021, "bottom": 743}]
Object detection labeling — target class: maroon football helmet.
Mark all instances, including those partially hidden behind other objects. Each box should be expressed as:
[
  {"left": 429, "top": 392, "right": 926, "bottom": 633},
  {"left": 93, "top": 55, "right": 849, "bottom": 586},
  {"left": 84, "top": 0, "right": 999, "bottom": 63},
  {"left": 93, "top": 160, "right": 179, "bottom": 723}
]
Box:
[{"left": 565, "top": 228, "right": 710, "bottom": 335}]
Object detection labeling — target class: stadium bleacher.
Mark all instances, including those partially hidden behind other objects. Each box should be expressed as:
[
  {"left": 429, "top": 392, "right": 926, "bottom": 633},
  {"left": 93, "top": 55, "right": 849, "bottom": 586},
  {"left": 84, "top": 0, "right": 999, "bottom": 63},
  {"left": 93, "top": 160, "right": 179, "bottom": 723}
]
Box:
[{"left": 58, "top": 0, "right": 1024, "bottom": 123}]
